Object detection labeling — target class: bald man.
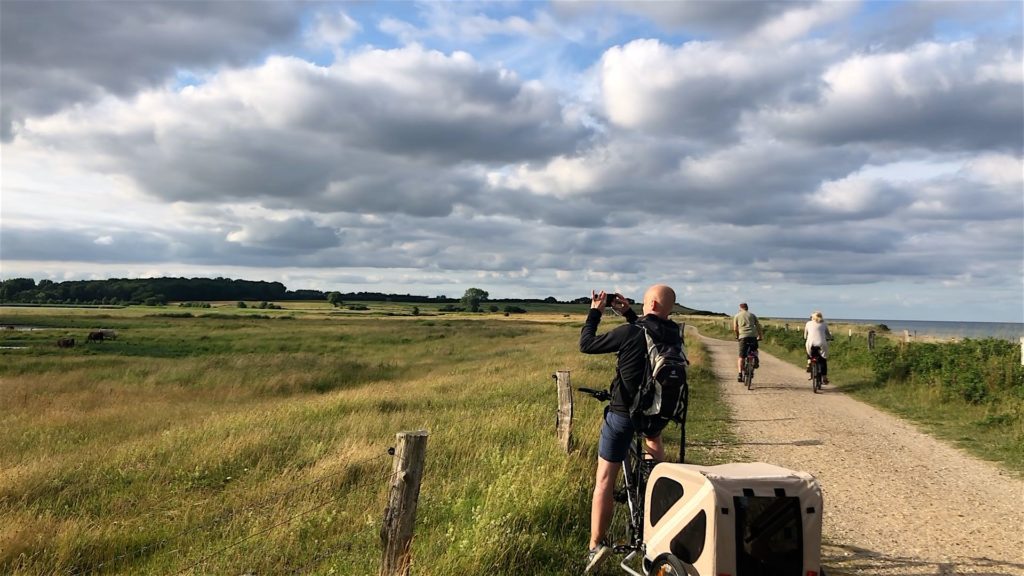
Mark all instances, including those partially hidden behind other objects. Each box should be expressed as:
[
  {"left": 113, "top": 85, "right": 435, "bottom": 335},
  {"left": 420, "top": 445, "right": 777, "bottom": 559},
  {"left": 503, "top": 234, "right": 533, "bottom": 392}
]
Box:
[{"left": 579, "top": 284, "right": 682, "bottom": 573}]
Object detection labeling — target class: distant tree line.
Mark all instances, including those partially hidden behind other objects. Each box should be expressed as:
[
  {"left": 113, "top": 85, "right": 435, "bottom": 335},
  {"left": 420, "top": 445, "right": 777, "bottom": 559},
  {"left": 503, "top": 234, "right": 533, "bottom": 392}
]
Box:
[
  {"left": 0, "top": 277, "right": 572, "bottom": 307},
  {"left": 0, "top": 277, "right": 292, "bottom": 306},
  {"left": 0, "top": 276, "right": 721, "bottom": 314}
]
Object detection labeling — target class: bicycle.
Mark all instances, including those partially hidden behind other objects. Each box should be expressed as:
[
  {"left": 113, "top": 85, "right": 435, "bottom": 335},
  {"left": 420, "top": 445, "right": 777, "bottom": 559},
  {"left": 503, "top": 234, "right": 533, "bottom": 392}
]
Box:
[
  {"left": 578, "top": 388, "right": 695, "bottom": 576},
  {"left": 742, "top": 350, "right": 757, "bottom": 390},
  {"left": 808, "top": 347, "right": 824, "bottom": 393}
]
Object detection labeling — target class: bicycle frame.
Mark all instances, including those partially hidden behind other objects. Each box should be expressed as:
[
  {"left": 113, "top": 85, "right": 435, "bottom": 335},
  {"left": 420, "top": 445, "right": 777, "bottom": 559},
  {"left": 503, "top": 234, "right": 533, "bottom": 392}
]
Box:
[
  {"left": 617, "top": 434, "right": 648, "bottom": 576},
  {"left": 743, "top": 351, "right": 757, "bottom": 390},
  {"left": 809, "top": 354, "right": 822, "bottom": 393}
]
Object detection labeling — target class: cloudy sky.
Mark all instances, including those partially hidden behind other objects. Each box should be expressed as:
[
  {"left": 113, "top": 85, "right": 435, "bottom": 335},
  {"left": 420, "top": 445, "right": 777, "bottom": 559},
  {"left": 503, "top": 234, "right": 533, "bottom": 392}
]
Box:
[{"left": 1, "top": 1, "right": 1021, "bottom": 321}]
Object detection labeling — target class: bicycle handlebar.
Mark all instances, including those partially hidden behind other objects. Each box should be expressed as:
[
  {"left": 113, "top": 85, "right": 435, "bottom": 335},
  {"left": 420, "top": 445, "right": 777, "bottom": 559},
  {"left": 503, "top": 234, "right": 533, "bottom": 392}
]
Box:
[{"left": 577, "top": 387, "right": 611, "bottom": 402}]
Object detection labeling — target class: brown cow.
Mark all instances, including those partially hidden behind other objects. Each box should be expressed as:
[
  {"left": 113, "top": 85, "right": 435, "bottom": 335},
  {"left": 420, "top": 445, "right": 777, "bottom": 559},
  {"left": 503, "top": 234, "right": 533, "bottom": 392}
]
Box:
[
  {"left": 57, "top": 337, "right": 75, "bottom": 348},
  {"left": 87, "top": 331, "right": 105, "bottom": 342}
]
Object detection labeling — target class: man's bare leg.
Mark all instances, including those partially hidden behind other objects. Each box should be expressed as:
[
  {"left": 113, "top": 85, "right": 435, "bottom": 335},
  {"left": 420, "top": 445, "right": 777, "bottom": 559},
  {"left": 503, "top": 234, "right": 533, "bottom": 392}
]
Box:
[
  {"left": 644, "top": 435, "right": 665, "bottom": 461},
  {"left": 590, "top": 457, "right": 621, "bottom": 548}
]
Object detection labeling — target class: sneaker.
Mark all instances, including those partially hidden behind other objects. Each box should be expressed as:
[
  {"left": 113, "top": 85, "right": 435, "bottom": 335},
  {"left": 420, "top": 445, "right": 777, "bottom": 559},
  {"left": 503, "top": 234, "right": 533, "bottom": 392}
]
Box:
[
  {"left": 822, "top": 378, "right": 829, "bottom": 385},
  {"left": 737, "top": 373, "right": 744, "bottom": 382},
  {"left": 585, "top": 544, "right": 611, "bottom": 573},
  {"left": 753, "top": 357, "right": 759, "bottom": 369}
]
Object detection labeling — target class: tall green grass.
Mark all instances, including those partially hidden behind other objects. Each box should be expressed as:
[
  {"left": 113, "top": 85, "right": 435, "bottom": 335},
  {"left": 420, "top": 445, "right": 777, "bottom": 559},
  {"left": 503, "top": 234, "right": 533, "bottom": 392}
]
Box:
[
  {"left": 1, "top": 307, "right": 732, "bottom": 575},
  {"left": 690, "top": 317, "right": 1024, "bottom": 475}
]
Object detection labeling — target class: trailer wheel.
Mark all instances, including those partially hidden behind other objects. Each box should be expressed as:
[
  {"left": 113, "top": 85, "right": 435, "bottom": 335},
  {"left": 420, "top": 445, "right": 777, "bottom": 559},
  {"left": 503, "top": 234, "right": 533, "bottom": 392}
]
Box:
[{"left": 648, "top": 553, "right": 698, "bottom": 576}]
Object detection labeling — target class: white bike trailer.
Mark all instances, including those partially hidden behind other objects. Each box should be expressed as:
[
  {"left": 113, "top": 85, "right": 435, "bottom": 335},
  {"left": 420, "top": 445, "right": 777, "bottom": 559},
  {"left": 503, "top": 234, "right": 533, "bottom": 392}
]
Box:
[{"left": 644, "top": 462, "right": 823, "bottom": 576}]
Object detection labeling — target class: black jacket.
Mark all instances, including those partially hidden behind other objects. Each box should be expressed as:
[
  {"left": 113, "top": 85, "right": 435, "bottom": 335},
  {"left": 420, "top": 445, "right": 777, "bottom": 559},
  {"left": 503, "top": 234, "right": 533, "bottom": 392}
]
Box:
[{"left": 579, "top": 308, "right": 683, "bottom": 415}]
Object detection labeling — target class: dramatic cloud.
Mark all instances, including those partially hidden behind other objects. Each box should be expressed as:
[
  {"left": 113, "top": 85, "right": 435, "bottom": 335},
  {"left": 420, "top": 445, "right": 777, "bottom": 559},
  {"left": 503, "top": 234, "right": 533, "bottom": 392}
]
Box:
[
  {"left": 1, "top": 1, "right": 1021, "bottom": 321},
  {"left": 767, "top": 41, "right": 1023, "bottom": 152},
  {"left": 21, "top": 47, "right": 589, "bottom": 215},
  {"left": 0, "top": 0, "right": 308, "bottom": 141},
  {"left": 555, "top": 0, "right": 817, "bottom": 37}
]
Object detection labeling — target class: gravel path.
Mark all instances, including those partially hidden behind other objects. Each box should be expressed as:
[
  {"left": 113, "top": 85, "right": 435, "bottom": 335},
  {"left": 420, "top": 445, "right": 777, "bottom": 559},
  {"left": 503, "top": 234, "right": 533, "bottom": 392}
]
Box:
[{"left": 700, "top": 335, "right": 1024, "bottom": 576}]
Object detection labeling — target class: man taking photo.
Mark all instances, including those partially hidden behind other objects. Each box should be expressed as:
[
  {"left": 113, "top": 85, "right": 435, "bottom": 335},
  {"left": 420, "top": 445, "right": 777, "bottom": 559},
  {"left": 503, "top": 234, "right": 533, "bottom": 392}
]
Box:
[{"left": 578, "top": 284, "right": 681, "bottom": 573}]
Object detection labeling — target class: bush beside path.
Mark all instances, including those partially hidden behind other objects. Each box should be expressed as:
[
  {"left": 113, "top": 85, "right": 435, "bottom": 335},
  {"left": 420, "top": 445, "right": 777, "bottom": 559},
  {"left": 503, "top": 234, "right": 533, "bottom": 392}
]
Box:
[{"left": 699, "top": 334, "right": 1024, "bottom": 575}]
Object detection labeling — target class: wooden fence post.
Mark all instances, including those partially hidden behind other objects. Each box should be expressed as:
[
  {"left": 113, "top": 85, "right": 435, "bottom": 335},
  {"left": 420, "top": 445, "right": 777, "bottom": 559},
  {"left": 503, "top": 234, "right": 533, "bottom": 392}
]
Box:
[
  {"left": 903, "top": 329, "right": 911, "bottom": 344},
  {"left": 868, "top": 330, "right": 876, "bottom": 350},
  {"left": 554, "top": 370, "right": 573, "bottom": 453},
  {"left": 380, "top": 430, "right": 428, "bottom": 576}
]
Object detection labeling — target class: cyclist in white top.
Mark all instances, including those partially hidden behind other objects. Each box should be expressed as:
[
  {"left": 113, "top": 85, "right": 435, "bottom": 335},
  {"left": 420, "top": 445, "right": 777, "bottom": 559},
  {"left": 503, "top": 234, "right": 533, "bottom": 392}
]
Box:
[{"left": 804, "top": 311, "right": 832, "bottom": 384}]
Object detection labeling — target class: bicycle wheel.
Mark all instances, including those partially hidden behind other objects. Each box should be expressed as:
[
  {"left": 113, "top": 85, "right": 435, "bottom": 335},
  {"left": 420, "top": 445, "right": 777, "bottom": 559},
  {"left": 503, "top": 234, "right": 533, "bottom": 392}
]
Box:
[
  {"left": 626, "top": 441, "right": 648, "bottom": 544},
  {"left": 811, "top": 362, "right": 821, "bottom": 393},
  {"left": 609, "top": 438, "right": 645, "bottom": 549},
  {"left": 744, "top": 360, "right": 754, "bottom": 390},
  {"left": 649, "top": 553, "right": 698, "bottom": 576}
]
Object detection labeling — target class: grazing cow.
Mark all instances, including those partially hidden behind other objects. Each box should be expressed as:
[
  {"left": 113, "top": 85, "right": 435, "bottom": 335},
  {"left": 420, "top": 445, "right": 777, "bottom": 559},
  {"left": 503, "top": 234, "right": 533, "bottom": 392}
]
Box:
[
  {"left": 99, "top": 329, "right": 117, "bottom": 340},
  {"left": 57, "top": 337, "right": 75, "bottom": 348},
  {"left": 87, "top": 331, "right": 105, "bottom": 342}
]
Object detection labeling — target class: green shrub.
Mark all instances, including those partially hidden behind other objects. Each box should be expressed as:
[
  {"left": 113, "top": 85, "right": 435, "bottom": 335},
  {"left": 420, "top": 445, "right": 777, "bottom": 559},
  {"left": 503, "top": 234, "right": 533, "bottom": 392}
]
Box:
[{"left": 868, "top": 338, "right": 1021, "bottom": 404}]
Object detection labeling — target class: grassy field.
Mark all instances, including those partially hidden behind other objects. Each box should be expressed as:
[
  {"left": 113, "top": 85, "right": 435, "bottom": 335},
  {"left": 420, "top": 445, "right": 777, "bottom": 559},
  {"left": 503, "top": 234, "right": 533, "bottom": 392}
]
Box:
[
  {"left": 689, "top": 316, "right": 1024, "bottom": 476},
  {"left": 1, "top": 303, "right": 735, "bottom": 575}
]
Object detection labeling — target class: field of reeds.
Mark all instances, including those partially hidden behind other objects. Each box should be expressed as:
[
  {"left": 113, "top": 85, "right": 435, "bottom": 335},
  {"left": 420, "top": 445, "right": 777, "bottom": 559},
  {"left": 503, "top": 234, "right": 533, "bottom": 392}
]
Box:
[
  {"left": 1, "top": 303, "right": 735, "bottom": 575},
  {"left": 690, "top": 317, "right": 1024, "bottom": 475}
]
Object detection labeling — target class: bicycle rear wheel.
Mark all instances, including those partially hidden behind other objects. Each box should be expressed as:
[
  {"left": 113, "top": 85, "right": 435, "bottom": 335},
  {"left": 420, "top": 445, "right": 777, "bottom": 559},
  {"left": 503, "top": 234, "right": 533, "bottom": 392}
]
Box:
[
  {"left": 610, "top": 437, "right": 646, "bottom": 549},
  {"left": 811, "top": 362, "right": 821, "bottom": 393},
  {"left": 744, "top": 359, "right": 754, "bottom": 390}
]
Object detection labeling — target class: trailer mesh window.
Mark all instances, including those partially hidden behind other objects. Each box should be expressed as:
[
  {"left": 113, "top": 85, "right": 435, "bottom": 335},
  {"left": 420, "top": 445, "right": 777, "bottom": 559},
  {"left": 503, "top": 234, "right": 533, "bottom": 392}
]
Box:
[
  {"left": 649, "top": 477, "right": 684, "bottom": 526},
  {"left": 733, "top": 495, "right": 803, "bottom": 576}
]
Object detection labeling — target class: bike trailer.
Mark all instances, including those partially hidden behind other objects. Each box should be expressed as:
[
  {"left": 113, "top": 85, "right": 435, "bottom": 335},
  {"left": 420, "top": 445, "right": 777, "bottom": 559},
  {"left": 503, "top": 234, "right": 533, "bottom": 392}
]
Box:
[{"left": 644, "top": 462, "right": 823, "bottom": 576}]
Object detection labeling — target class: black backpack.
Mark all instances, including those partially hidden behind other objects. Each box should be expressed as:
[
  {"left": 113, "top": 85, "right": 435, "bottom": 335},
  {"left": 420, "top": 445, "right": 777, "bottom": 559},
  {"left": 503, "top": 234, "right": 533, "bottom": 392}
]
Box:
[{"left": 630, "top": 324, "right": 689, "bottom": 425}]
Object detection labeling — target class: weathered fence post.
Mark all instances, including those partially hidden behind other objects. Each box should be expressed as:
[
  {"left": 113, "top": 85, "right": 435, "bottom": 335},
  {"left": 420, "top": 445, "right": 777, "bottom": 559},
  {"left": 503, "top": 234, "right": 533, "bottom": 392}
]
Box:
[
  {"left": 554, "top": 370, "right": 573, "bottom": 453},
  {"left": 868, "top": 330, "right": 876, "bottom": 350},
  {"left": 380, "top": 430, "right": 428, "bottom": 576},
  {"left": 848, "top": 328, "right": 853, "bottom": 342}
]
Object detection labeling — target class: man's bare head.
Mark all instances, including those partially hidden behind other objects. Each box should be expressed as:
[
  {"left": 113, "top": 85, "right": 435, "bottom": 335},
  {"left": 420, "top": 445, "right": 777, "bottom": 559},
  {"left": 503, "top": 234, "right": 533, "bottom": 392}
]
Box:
[{"left": 643, "top": 284, "right": 676, "bottom": 319}]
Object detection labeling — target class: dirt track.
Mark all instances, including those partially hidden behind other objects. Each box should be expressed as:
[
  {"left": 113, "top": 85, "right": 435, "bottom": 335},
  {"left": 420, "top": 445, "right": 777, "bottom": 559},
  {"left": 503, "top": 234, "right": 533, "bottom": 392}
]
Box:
[{"left": 700, "top": 335, "right": 1024, "bottom": 576}]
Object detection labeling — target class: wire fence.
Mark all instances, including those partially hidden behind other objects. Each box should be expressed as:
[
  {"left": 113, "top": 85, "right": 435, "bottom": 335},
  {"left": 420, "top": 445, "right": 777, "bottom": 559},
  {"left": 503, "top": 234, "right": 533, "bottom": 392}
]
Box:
[
  {"left": 174, "top": 466, "right": 395, "bottom": 575},
  {"left": 73, "top": 448, "right": 394, "bottom": 576}
]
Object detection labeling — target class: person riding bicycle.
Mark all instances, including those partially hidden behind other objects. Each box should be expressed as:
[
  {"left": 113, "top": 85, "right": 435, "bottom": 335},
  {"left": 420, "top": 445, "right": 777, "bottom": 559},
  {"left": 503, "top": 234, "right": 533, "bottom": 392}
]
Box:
[
  {"left": 804, "top": 310, "right": 832, "bottom": 385},
  {"left": 732, "top": 302, "right": 763, "bottom": 382},
  {"left": 579, "top": 284, "right": 681, "bottom": 573}
]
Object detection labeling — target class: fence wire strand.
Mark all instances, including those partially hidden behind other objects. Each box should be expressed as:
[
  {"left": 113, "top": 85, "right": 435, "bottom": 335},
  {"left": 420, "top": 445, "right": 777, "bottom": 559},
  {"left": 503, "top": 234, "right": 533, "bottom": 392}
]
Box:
[
  {"left": 81, "top": 449, "right": 391, "bottom": 575},
  {"left": 173, "top": 466, "right": 395, "bottom": 575},
  {"left": 286, "top": 463, "right": 396, "bottom": 575}
]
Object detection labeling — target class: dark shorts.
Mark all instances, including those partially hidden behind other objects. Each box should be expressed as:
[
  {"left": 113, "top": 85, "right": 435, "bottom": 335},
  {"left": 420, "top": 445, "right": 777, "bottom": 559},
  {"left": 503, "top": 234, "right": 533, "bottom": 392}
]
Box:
[
  {"left": 598, "top": 410, "right": 666, "bottom": 463},
  {"left": 738, "top": 336, "right": 759, "bottom": 358}
]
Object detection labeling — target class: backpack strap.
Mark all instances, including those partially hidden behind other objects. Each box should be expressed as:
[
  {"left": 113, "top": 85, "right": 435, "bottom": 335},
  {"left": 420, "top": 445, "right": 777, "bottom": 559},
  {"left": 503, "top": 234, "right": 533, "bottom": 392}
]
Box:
[{"left": 629, "top": 324, "right": 657, "bottom": 417}]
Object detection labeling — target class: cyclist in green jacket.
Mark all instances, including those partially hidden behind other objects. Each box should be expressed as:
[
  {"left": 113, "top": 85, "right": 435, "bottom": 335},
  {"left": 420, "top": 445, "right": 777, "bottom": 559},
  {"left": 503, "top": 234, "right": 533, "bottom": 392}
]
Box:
[{"left": 732, "top": 302, "right": 763, "bottom": 382}]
